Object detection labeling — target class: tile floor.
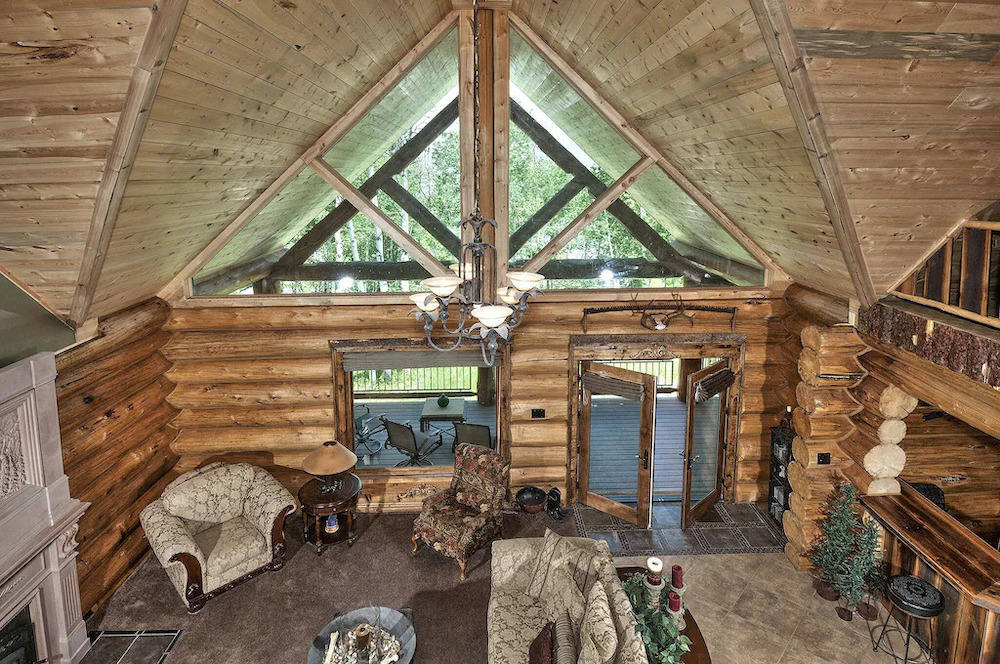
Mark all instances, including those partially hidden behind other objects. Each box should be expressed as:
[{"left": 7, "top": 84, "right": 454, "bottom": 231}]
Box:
[
  {"left": 79, "top": 631, "right": 181, "bottom": 664},
  {"left": 576, "top": 501, "right": 787, "bottom": 556},
  {"left": 616, "top": 551, "right": 899, "bottom": 664}
]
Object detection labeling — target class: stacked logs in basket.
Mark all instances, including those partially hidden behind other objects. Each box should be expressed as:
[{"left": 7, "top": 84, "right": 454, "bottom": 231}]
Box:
[{"left": 783, "top": 325, "right": 869, "bottom": 570}]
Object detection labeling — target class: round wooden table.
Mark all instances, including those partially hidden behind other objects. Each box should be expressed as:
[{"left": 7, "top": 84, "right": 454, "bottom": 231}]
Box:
[
  {"left": 298, "top": 475, "right": 362, "bottom": 554},
  {"left": 616, "top": 566, "right": 711, "bottom": 664}
]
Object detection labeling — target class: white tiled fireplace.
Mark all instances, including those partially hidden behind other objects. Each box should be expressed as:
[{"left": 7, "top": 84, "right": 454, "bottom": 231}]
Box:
[{"left": 0, "top": 353, "right": 89, "bottom": 664}]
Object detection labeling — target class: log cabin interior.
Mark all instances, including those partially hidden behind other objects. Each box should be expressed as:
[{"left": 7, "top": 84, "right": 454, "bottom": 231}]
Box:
[{"left": 0, "top": 0, "right": 998, "bottom": 663}]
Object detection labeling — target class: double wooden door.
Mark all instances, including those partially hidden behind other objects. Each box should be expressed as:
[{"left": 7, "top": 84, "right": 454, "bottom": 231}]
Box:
[{"left": 578, "top": 359, "right": 731, "bottom": 529}]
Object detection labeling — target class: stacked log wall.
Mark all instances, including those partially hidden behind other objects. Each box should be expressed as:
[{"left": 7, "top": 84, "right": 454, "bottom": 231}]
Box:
[
  {"left": 55, "top": 298, "right": 179, "bottom": 615},
  {"left": 163, "top": 292, "right": 795, "bottom": 508},
  {"left": 842, "top": 376, "right": 918, "bottom": 496}
]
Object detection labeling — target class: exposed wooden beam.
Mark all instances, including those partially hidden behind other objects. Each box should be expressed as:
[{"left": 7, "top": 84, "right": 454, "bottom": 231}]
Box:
[
  {"left": 750, "top": 0, "right": 877, "bottom": 308},
  {"left": 192, "top": 252, "right": 282, "bottom": 296},
  {"left": 308, "top": 159, "right": 449, "bottom": 278},
  {"left": 671, "top": 242, "right": 764, "bottom": 286},
  {"left": 510, "top": 102, "right": 705, "bottom": 282},
  {"left": 271, "top": 258, "right": 681, "bottom": 282},
  {"left": 159, "top": 10, "right": 459, "bottom": 304},
  {"left": 458, "top": 8, "right": 475, "bottom": 229},
  {"left": 493, "top": 9, "right": 510, "bottom": 281},
  {"left": 71, "top": 0, "right": 188, "bottom": 327},
  {"left": 506, "top": 12, "right": 785, "bottom": 281},
  {"left": 274, "top": 98, "right": 460, "bottom": 270},
  {"left": 523, "top": 157, "right": 655, "bottom": 273},
  {"left": 509, "top": 178, "right": 587, "bottom": 255},
  {"left": 379, "top": 179, "right": 462, "bottom": 257}
]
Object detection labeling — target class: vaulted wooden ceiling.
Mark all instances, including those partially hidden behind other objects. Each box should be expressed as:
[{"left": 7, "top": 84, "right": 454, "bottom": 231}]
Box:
[{"left": 0, "top": 0, "right": 997, "bottom": 324}]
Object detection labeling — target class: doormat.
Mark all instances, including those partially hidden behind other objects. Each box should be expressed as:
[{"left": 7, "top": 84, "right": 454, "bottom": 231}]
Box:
[
  {"left": 82, "top": 630, "right": 182, "bottom": 664},
  {"left": 573, "top": 502, "right": 787, "bottom": 556}
]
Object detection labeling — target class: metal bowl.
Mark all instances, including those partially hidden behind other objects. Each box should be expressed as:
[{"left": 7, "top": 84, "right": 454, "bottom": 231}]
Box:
[{"left": 516, "top": 486, "right": 547, "bottom": 514}]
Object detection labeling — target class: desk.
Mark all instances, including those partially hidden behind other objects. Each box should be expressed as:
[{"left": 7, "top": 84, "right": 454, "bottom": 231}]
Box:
[{"left": 419, "top": 397, "right": 466, "bottom": 432}]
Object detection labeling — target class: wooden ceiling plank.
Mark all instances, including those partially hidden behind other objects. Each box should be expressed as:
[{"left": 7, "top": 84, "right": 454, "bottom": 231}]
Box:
[
  {"left": 67, "top": 0, "right": 188, "bottom": 327},
  {"left": 750, "top": 0, "right": 877, "bottom": 308},
  {"left": 307, "top": 158, "right": 450, "bottom": 278},
  {"left": 507, "top": 11, "right": 787, "bottom": 282}
]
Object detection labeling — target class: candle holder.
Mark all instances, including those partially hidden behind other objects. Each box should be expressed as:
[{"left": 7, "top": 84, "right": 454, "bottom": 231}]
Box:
[
  {"left": 666, "top": 590, "right": 686, "bottom": 632},
  {"left": 644, "top": 556, "right": 665, "bottom": 610}
]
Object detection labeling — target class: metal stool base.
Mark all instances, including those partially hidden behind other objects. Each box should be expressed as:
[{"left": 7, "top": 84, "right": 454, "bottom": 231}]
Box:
[{"left": 872, "top": 614, "right": 935, "bottom": 664}]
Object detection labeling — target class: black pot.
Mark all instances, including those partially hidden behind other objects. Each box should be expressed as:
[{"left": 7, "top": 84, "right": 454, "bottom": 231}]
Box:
[{"left": 516, "top": 486, "right": 547, "bottom": 514}]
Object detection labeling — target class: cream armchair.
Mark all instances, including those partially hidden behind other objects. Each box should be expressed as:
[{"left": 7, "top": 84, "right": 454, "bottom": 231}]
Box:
[{"left": 140, "top": 462, "right": 296, "bottom": 612}]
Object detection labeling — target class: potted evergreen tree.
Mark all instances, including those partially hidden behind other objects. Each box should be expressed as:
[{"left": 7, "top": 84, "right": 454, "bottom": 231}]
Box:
[{"left": 808, "top": 483, "right": 885, "bottom": 620}]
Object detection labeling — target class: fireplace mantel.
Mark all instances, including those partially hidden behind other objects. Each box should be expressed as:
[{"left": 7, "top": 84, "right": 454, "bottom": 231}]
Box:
[{"left": 0, "top": 353, "right": 90, "bottom": 664}]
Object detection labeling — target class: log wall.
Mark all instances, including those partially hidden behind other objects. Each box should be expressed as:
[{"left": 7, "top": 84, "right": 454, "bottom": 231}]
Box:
[
  {"left": 163, "top": 291, "right": 795, "bottom": 508},
  {"left": 55, "top": 298, "right": 179, "bottom": 616}
]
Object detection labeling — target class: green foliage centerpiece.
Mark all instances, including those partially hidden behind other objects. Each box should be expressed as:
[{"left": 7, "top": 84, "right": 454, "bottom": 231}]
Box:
[
  {"left": 622, "top": 572, "right": 691, "bottom": 664},
  {"left": 808, "top": 483, "right": 885, "bottom": 621}
]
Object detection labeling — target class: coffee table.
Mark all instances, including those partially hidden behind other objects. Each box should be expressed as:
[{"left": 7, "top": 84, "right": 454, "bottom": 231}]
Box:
[
  {"left": 307, "top": 607, "right": 415, "bottom": 664},
  {"left": 418, "top": 397, "right": 466, "bottom": 433},
  {"left": 616, "top": 566, "right": 712, "bottom": 664}
]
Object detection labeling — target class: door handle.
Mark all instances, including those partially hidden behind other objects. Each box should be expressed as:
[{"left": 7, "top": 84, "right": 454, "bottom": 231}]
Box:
[
  {"left": 635, "top": 450, "right": 650, "bottom": 470},
  {"left": 688, "top": 454, "right": 700, "bottom": 470}
]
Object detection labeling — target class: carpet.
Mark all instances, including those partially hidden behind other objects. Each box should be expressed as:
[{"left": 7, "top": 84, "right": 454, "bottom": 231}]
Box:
[
  {"left": 91, "top": 510, "right": 575, "bottom": 664},
  {"left": 573, "top": 501, "right": 787, "bottom": 556}
]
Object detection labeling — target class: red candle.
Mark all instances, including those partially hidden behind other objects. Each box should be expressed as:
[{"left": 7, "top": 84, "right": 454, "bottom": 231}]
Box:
[
  {"left": 668, "top": 591, "right": 681, "bottom": 612},
  {"left": 672, "top": 564, "right": 684, "bottom": 588}
]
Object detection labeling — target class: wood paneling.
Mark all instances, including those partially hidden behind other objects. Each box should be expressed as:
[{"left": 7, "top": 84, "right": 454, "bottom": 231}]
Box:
[
  {"left": 85, "top": 0, "right": 453, "bottom": 318},
  {"left": 788, "top": 0, "right": 1000, "bottom": 292},
  {"left": 163, "top": 293, "right": 794, "bottom": 506},
  {"left": 55, "top": 298, "right": 179, "bottom": 615},
  {"left": 0, "top": 1, "right": 153, "bottom": 315}
]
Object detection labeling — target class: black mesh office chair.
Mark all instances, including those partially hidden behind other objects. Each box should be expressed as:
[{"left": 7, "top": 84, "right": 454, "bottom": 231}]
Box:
[
  {"left": 453, "top": 422, "right": 492, "bottom": 452},
  {"left": 381, "top": 417, "right": 443, "bottom": 467}
]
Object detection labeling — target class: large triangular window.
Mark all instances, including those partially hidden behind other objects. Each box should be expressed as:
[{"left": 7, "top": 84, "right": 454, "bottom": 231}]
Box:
[{"left": 191, "top": 15, "right": 765, "bottom": 296}]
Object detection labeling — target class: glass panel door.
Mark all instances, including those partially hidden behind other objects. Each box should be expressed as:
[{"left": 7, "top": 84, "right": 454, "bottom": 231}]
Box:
[
  {"left": 681, "top": 360, "right": 729, "bottom": 529},
  {"left": 579, "top": 361, "right": 656, "bottom": 527}
]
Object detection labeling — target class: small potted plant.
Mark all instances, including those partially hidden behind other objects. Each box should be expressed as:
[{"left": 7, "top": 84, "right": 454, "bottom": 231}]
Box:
[
  {"left": 622, "top": 573, "right": 692, "bottom": 663},
  {"left": 808, "top": 483, "right": 885, "bottom": 620}
]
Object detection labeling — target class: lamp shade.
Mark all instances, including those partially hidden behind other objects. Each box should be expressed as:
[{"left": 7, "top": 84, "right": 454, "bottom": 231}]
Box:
[
  {"left": 422, "top": 275, "right": 462, "bottom": 297},
  {"left": 472, "top": 305, "right": 513, "bottom": 328},
  {"left": 506, "top": 271, "right": 544, "bottom": 292},
  {"left": 409, "top": 292, "right": 440, "bottom": 312},
  {"left": 302, "top": 441, "right": 357, "bottom": 476}
]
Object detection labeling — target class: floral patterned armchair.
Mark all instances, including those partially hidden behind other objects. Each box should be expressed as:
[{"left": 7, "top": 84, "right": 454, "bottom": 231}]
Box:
[
  {"left": 139, "top": 462, "right": 295, "bottom": 612},
  {"left": 411, "top": 443, "right": 511, "bottom": 580}
]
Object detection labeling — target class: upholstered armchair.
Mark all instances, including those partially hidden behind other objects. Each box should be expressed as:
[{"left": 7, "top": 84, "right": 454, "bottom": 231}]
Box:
[
  {"left": 140, "top": 462, "right": 296, "bottom": 612},
  {"left": 412, "top": 443, "right": 511, "bottom": 580}
]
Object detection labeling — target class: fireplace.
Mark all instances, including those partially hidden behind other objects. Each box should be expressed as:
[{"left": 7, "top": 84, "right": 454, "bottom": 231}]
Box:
[
  {"left": 0, "top": 353, "right": 89, "bottom": 663},
  {"left": 0, "top": 606, "right": 37, "bottom": 664}
]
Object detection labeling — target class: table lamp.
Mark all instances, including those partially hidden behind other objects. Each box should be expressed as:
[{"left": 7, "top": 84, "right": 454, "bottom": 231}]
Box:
[{"left": 303, "top": 440, "right": 357, "bottom": 494}]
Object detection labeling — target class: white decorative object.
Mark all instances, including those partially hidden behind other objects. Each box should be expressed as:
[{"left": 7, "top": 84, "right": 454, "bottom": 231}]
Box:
[{"left": 0, "top": 353, "right": 89, "bottom": 664}]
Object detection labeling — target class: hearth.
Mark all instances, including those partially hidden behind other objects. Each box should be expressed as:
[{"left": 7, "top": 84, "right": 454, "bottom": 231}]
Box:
[{"left": 0, "top": 606, "right": 37, "bottom": 664}]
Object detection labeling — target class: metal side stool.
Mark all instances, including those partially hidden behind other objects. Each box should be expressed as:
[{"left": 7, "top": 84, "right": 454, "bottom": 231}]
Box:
[{"left": 873, "top": 575, "right": 944, "bottom": 663}]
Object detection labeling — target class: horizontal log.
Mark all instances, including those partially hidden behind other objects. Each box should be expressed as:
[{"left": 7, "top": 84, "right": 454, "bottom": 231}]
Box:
[
  {"left": 801, "top": 325, "right": 868, "bottom": 354},
  {"left": 789, "top": 492, "right": 828, "bottom": 521},
  {"left": 192, "top": 252, "right": 281, "bottom": 296},
  {"left": 171, "top": 426, "right": 334, "bottom": 456},
  {"left": 782, "top": 509, "right": 821, "bottom": 552},
  {"left": 853, "top": 410, "right": 907, "bottom": 445},
  {"left": 56, "top": 330, "right": 172, "bottom": 398},
  {"left": 792, "top": 436, "right": 850, "bottom": 469},
  {"left": 851, "top": 376, "right": 918, "bottom": 420},
  {"left": 838, "top": 463, "right": 900, "bottom": 496},
  {"left": 62, "top": 378, "right": 178, "bottom": 471},
  {"left": 792, "top": 407, "right": 855, "bottom": 442},
  {"left": 798, "top": 348, "right": 866, "bottom": 386},
  {"left": 671, "top": 241, "right": 764, "bottom": 286},
  {"left": 783, "top": 541, "right": 813, "bottom": 571},
  {"left": 168, "top": 380, "right": 333, "bottom": 409},
  {"left": 864, "top": 443, "right": 907, "bottom": 480},
  {"left": 172, "top": 405, "right": 334, "bottom": 429},
  {"left": 57, "top": 298, "right": 171, "bottom": 373},
  {"left": 784, "top": 284, "right": 850, "bottom": 326},
  {"left": 59, "top": 352, "right": 172, "bottom": 433},
  {"left": 787, "top": 460, "right": 837, "bottom": 501},
  {"left": 69, "top": 424, "right": 178, "bottom": 498},
  {"left": 795, "top": 381, "right": 862, "bottom": 416}
]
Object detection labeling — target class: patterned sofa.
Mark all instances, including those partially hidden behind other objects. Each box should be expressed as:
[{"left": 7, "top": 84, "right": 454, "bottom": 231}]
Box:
[
  {"left": 140, "top": 462, "right": 296, "bottom": 612},
  {"left": 488, "top": 533, "right": 648, "bottom": 664}
]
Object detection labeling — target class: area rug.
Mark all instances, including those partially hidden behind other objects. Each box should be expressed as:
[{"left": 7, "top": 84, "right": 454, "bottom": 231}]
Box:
[
  {"left": 573, "top": 501, "right": 787, "bottom": 556},
  {"left": 91, "top": 510, "right": 575, "bottom": 664}
]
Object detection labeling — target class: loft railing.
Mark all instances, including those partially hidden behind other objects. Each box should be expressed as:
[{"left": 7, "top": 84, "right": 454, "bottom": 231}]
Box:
[{"left": 352, "top": 366, "right": 477, "bottom": 398}]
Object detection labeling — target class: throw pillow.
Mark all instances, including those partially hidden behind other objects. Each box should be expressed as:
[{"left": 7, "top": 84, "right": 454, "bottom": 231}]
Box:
[
  {"left": 552, "top": 610, "right": 576, "bottom": 664},
  {"left": 528, "top": 622, "right": 553, "bottom": 664},
  {"left": 578, "top": 581, "right": 619, "bottom": 664},
  {"left": 541, "top": 563, "right": 586, "bottom": 628}
]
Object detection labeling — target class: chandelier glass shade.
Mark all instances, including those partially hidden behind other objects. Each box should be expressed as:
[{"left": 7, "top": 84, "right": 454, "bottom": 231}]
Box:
[{"left": 408, "top": 1, "right": 541, "bottom": 366}]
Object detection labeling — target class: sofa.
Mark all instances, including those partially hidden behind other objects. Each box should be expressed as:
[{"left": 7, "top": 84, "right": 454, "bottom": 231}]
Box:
[
  {"left": 140, "top": 462, "right": 296, "bottom": 612},
  {"left": 488, "top": 532, "right": 648, "bottom": 664}
]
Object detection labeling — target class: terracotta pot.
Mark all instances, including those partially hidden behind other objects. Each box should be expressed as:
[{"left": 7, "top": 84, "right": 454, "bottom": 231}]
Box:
[
  {"left": 813, "top": 579, "right": 840, "bottom": 602},
  {"left": 836, "top": 606, "right": 854, "bottom": 621},
  {"left": 857, "top": 602, "right": 879, "bottom": 621}
]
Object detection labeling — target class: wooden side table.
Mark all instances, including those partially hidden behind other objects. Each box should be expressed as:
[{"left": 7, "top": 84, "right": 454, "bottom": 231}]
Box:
[{"left": 298, "top": 475, "right": 362, "bottom": 554}]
